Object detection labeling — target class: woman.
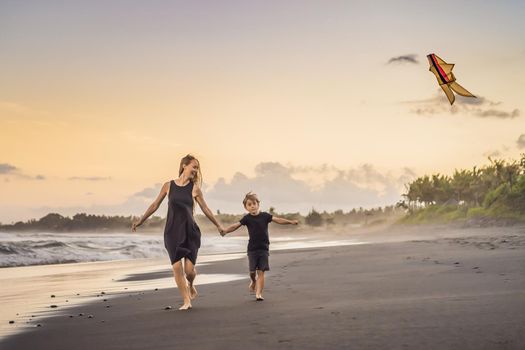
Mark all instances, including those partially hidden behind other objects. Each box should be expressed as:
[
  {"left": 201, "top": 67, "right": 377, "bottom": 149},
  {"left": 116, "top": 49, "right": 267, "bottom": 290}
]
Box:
[{"left": 132, "top": 154, "right": 224, "bottom": 310}]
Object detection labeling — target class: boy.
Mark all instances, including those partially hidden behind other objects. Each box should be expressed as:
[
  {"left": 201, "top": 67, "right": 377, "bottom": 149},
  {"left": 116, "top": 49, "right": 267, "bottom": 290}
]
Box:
[{"left": 221, "top": 192, "right": 298, "bottom": 300}]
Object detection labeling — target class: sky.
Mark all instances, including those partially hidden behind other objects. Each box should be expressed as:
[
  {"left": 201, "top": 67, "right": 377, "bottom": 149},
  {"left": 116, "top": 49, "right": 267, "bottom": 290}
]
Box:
[{"left": 1, "top": 0, "right": 524, "bottom": 223}]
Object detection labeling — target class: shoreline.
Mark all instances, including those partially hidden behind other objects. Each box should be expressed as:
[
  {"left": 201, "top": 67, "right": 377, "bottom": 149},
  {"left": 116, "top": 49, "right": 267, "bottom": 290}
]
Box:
[{"left": 0, "top": 234, "right": 370, "bottom": 337}]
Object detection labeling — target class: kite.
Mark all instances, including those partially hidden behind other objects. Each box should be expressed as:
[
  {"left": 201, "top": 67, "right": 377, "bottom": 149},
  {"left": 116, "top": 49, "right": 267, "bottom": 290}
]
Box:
[{"left": 427, "top": 53, "right": 476, "bottom": 105}]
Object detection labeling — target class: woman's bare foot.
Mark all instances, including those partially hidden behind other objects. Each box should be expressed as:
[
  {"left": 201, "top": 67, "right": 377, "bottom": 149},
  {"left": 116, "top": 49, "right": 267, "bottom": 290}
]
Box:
[
  {"left": 255, "top": 294, "right": 264, "bottom": 301},
  {"left": 179, "top": 300, "right": 192, "bottom": 310},
  {"left": 189, "top": 285, "right": 198, "bottom": 299},
  {"left": 249, "top": 281, "right": 256, "bottom": 293}
]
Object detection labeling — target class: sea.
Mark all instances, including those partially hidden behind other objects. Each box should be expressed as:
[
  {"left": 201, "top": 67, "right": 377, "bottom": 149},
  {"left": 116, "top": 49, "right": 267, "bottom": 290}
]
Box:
[{"left": 0, "top": 231, "right": 365, "bottom": 268}]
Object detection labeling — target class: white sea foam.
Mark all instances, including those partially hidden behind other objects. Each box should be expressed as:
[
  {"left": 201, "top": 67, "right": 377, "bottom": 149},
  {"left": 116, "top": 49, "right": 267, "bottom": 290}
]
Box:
[
  {"left": 0, "top": 232, "right": 166, "bottom": 267},
  {"left": 0, "top": 232, "right": 254, "bottom": 267}
]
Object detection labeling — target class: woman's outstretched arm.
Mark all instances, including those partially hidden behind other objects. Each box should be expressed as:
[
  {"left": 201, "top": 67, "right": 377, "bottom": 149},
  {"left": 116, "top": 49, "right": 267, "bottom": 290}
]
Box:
[
  {"left": 131, "top": 182, "right": 169, "bottom": 231},
  {"left": 193, "top": 186, "right": 225, "bottom": 234}
]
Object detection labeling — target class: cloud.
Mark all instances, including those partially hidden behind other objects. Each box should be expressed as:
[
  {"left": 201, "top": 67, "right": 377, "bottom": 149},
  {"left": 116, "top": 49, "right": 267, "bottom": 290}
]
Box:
[
  {"left": 387, "top": 54, "right": 419, "bottom": 64},
  {"left": 475, "top": 109, "right": 520, "bottom": 119},
  {"left": 68, "top": 176, "right": 112, "bottom": 181},
  {"left": 205, "top": 162, "right": 416, "bottom": 214},
  {"left": 517, "top": 134, "right": 525, "bottom": 149},
  {"left": 0, "top": 163, "right": 46, "bottom": 180},
  {"left": 14, "top": 174, "right": 48, "bottom": 181},
  {"left": 406, "top": 92, "right": 521, "bottom": 119},
  {"left": 0, "top": 163, "right": 17, "bottom": 174}
]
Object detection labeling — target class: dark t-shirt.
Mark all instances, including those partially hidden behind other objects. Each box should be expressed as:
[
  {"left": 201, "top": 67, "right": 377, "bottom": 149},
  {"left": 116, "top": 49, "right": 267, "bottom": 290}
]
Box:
[{"left": 239, "top": 212, "right": 273, "bottom": 252}]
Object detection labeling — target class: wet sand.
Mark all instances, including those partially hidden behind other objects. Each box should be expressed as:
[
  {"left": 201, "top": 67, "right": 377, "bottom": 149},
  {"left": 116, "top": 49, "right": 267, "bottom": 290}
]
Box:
[
  {"left": 1, "top": 225, "right": 525, "bottom": 349},
  {"left": 0, "top": 253, "right": 248, "bottom": 337}
]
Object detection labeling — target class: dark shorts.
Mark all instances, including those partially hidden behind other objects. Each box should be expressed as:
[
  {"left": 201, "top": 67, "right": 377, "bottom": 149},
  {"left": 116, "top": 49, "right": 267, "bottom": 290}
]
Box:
[{"left": 248, "top": 251, "right": 270, "bottom": 272}]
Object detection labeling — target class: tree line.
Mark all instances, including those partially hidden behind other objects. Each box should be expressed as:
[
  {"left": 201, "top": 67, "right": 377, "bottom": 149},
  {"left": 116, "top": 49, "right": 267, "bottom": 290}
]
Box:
[
  {"left": 0, "top": 206, "right": 404, "bottom": 232},
  {"left": 399, "top": 155, "right": 525, "bottom": 223}
]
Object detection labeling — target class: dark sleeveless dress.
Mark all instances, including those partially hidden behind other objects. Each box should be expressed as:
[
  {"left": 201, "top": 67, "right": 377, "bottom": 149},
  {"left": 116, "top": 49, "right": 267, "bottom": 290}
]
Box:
[{"left": 164, "top": 180, "right": 201, "bottom": 265}]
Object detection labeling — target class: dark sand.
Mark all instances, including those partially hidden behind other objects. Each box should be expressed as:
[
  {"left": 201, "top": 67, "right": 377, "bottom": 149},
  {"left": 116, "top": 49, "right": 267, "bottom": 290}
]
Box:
[{"left": 2, "top": 227, "right": 525, "bottom": 349}]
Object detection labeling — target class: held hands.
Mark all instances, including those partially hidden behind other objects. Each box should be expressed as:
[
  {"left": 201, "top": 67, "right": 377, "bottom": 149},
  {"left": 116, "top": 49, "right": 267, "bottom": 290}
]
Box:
[
  {"left": 217, "top": 225, "right": 226, "bottom": 237},
  {"left": 131, "top": 219, "right": 143, "bottom": 232}
]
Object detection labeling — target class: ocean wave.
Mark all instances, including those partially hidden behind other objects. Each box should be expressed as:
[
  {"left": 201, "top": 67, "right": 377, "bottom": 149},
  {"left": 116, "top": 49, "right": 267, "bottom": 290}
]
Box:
[
  {"left": 0, "top": 244, "right": 19, "bottom": 255},
  {"left": 0, "top": 232, "right": 247, "bottom": 267},
  {"left": 0, "top": 233, "right": 169, "bottom": 267},
  {"left": 32, "top": 241, "right": 69, "bottom": 249}
]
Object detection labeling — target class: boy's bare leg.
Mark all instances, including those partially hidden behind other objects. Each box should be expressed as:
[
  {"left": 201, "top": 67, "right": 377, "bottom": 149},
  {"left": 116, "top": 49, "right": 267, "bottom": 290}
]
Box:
[
  {"left": 184, "top": 259, "right": 198, "bottom": 300},
  {"left": 172, "top": 261, "right": 192, "bottom": 310},
  {"left": 249, "top": 271, "right": 256, "bottom": 292},
  {"left": 255, "top": 270, "right": 265, "bottom": 300}
]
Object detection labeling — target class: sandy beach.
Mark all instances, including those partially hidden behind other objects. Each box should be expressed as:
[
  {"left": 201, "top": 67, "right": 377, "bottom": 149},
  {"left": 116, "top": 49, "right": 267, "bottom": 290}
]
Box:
[{"left": 1, "top": 225, "right": 524, "bottom": 349}]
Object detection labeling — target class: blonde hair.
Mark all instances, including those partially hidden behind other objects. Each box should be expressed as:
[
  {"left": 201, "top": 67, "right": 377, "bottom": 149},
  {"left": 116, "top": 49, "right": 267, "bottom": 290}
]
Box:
[
  {"left": 178, "top": 154, "right": 202, "bottom": 188},
  {"left": 243, "top": 191, "right": 260, "bottom": 208}
]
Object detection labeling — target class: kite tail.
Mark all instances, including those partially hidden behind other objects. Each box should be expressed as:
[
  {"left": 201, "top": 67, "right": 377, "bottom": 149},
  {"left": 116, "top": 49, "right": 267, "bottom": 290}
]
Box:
[
  {"left": 449, "top": 81, "right": 476, "bottom": 98},
  {"left": 441, "top": 84, "right": 455, "bottom": 105}
]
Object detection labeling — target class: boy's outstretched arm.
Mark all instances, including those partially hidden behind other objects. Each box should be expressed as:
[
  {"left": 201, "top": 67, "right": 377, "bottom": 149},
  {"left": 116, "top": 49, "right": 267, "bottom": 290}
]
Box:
[
  {"left": 272, "top": 217, "right": 299, "bottom": 225},
  {"left": 222, "top": 222, "right": 242, "bottom": 236}
]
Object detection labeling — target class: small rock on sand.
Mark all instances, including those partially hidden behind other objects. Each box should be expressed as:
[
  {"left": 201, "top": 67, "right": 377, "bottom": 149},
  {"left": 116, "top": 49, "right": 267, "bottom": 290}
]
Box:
[
  {"left": 9, "top": 320, "right": 14, "bottom": 324},
  {"left": 164, "top": 306, "right": 172, "bottom": 310}
]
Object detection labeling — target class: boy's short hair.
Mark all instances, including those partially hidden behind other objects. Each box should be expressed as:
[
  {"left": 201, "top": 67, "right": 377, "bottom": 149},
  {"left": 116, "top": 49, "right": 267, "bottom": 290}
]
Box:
[{"left": 243, "top": 192, "right": 260, "bottom": 207}]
